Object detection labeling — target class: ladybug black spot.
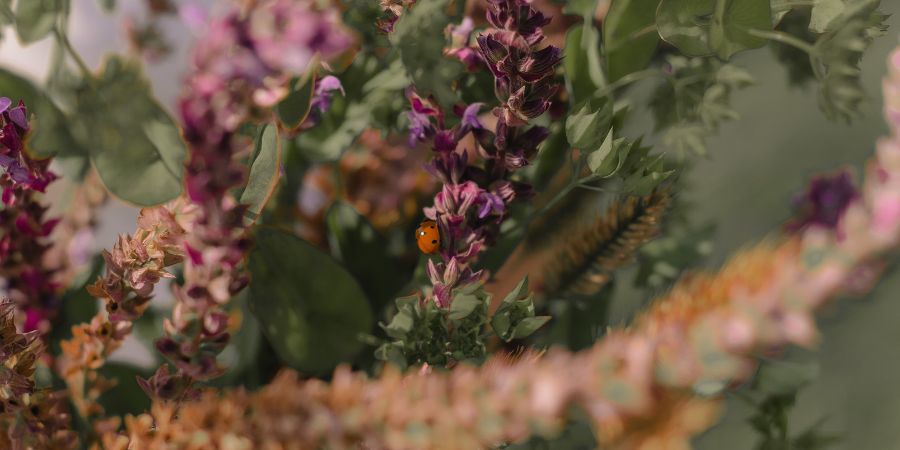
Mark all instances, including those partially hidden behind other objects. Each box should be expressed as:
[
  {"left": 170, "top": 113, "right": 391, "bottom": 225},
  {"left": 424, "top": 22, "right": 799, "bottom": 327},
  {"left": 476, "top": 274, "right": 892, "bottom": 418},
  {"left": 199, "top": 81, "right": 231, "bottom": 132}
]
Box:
[
  {"left": 431, "top": 239, "right": 437, "bottom": 244},
  {"left": 428, "top": 225, "right": 435, "bottom": 229}
]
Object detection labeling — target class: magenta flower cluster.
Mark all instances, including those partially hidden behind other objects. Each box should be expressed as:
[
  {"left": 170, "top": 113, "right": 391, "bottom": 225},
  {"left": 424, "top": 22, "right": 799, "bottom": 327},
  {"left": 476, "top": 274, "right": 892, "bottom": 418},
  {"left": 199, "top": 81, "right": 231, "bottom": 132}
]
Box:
[
  {"left": 0, "top": 98, "right": 60, "bottom": 333},
  {"left": 411, "top": 0, "right": 560, "bottom": 307},
  {"left": 142, "top": 0, "right": 352, "bottom": 400}
]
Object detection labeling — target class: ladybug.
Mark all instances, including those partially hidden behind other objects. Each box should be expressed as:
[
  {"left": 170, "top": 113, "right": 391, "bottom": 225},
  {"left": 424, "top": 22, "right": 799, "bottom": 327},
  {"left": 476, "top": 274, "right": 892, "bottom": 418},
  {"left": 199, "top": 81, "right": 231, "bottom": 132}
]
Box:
[{"left": 415, "top": 220, "right": 440, "bottom": 254}]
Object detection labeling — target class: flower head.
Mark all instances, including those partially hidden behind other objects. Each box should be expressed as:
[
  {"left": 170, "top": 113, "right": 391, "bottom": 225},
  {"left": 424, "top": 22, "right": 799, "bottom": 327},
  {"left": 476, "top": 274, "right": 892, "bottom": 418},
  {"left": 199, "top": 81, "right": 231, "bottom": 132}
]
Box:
[{"left": 787, "top": 170, "right": 859, "bottom": 232}]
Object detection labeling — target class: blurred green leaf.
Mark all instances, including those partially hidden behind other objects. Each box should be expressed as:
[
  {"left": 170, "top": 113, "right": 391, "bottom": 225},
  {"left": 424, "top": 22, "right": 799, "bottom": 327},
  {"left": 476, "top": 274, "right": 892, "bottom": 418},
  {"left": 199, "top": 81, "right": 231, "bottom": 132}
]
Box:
[
  {"left": 275, "top": 70, "right": 316, "bottom": 130},
  {"left": 0, "top": 0, "right": 14, "bottom": 24},
  {"left": 97, "top": 0, "right": 116, "bottom": 13},
  {"left": 325, "top": 202, "right": 412, "bottom": 313},
  {"left": 564, "top": 23, "right": 606, "bottom": 102},
  {"left": 248, "top": 228, "right": 374, "bottom": 374},
  {"left": 710, "top": 0, "right": 772, "bottom": 59},
  {"left": 657, "top": 0, "right": 716, "bottom": 56},
  {"left": 512, "top": 316, "right": 551, "bottom": 340},
  {"left": 491, "top": 277, "right": 550, "bottom": 342},
  {"left": 753, "top": 360, "right": 820, "bottom": 396},
  {"left": 604, "top": 0, "right": 660, "bottom": 82},
  {"left": 97, "top": 363, "right": 152, "bottom": 417},
  {"left": 565, "top": 96, "right": 612, "bottom": 150},
  {"left": 15, "top": 0, "right": 64, "bottom": 44},
  {"left": 390, "top": 0, "right": 461, "bottom": 107},
  {"left": 72, "top": 55, "right": 186, "bottom": 206},
  {"left": 240, "top": 123, "right": 282, "bottom": 223},
  {"left": 657, "top": 0, "right": 771, "bottom": 59},
  {"left": 809, "top": 0, "right": 846, "bottom": 33},
  {"left": 0, "top": 67, "right": 83, "bottom": 158},
  {"left": 563, "top": 0, "right": 598, "bottom": 16}
]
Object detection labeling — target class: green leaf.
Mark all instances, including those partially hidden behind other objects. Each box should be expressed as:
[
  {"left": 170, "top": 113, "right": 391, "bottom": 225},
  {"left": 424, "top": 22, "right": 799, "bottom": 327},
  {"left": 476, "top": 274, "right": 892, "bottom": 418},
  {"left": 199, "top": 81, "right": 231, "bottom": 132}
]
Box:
[
  {"left": 0, "top": 67, "right": 83, "bottom": 159},
  {"left": 240, "top": 124, "right": 282, "bottom": 222},
  {"left": 563, "top": 0, "right": 598, "bottom": 16},
  {"left": 0, "top": 0, "right": 14, "bottom": 24},
  {"left": 657, "top": 0, "right": 716, "bottom": 56},
  {"left": 248, "top": 228, "right": 374, "bottom": 374},
  {"left": 97, "top": 363, "right": 153, "bottom": 417},
  {"left": 72, "top": 56, "right": 186, "bottom": 206},
  {"left": 97, "top": 0, "right": 116, "bottom": 13},
  {"left": 604, "top": 0, "right": 660, "bottom": 82},
  {"left": 296, "top": 102, "right": 369, "bottom": 162},
  {"left": 709, "top": 0, "right": 772, "bottom": 59},
  {"left": 448, "top": 293, "right": 484, "bottom": 321},
  {"left": 586, "top": 129, "right": 622, "bottom": 176},
  {"left": 565, "top": 96, "right": 612, "bottom": 150},
  {"left": 499, "top": 276, "right": 530, "bottom": 307},
  {"left": 809, "top": 0, "right": 845, "bottom": 33},
  {"left": 657, "top": 0, "right": 770, "bottom": 58},
  {"left": 390, "top": 0, "right": 461, "bottom": 107},
  {"left": 512, "top": 316, "right": 551, "bottom": 339},
  {"left": 275, "top": 70, "right": 316, "bottom": 130},
  {"left": 564, "top": 23, "right": 606, "bottom": 102},
  {"left": 15, "top": 0, "right": 64, "bottom": 44},
  {"left": 753, "top": 360, "right": 820, "bottom": 396},
  {"left": 325, "top": 202, "right": 412, "bottom": 313}
]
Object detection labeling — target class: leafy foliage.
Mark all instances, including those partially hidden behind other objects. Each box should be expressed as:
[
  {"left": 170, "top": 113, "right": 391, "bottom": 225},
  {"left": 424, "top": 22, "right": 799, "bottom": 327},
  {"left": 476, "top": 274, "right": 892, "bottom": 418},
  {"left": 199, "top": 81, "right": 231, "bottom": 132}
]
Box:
[
  {"left": 376, "top": 280, "right": 547, "bottom": 369},
  {"left": 657, "top": 0, "right": 771, "bottom": 59},
  {"left": 650, "top": 56, "right": 754, "bottom": 156},
  {"left": 389, "top": 0, "right": 462, "bottom": 107},
  {"left": 240, "top": 124, "right": 282, "bottom": 223}
]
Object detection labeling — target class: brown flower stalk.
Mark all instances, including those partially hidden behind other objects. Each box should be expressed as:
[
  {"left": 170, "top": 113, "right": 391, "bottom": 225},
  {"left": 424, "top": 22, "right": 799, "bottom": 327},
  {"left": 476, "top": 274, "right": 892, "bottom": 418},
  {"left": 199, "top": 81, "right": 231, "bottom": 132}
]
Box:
[{"left": 57, "top": 201, "right": 191, "bottom": 420}]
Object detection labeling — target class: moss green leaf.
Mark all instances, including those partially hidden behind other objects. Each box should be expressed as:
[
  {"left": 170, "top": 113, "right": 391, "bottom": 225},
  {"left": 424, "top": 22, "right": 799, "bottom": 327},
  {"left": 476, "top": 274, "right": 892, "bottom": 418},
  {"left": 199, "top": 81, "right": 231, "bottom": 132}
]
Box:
[
  {"left": 0, "top": 67, "right": 83, "bottom": 159},
  {"left": 15, "top": 0, "right": 64, "bottom": 44},
  {"left": 0, "top": 0, "right": 14, "bottom": 24},
  {"left": 325, "top": 202, "right": 413, "bottom": 313},
  {"left": 240, "top": 124, "right": 282, "bottom": 223},
  {"left": 604, "top": 0, "right": 661, "bottom": 82},
  {"left": 657, "top": 0, "right": 716, "bottom": 56},
  {"left": 709, "top": 0, "right": 772, "bottom": 59},
  {"left": 72, "top": 56, "right": 186, "bottom": 206},
  {"left": 275, "top": 70, "right": 316, "bottom": 130},
  {"left": 565, "top": 96, "right": 613, "bottom": 150},
  {"left": 248, "top": 228, "right": 374, "bottom": 374},
  {"left": 564, "top": 23, "right": 606, "bottom": 102}
]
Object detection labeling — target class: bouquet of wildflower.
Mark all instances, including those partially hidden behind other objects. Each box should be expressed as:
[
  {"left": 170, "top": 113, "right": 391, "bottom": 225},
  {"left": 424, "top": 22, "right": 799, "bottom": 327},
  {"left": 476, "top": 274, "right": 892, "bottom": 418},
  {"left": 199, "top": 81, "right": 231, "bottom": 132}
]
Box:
[{"left": 0, "top": 0, "right": 897, "bottom": 448}]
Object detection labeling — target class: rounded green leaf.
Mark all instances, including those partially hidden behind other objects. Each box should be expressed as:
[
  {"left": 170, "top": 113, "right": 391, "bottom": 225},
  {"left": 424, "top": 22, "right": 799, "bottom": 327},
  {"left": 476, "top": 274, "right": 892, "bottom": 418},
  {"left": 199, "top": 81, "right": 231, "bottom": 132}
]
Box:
[
  {"left": 710, "top": 0, "right": 771, "bottom": 59},
  {"left": 248, "top": 228, "right": 374, "bottom": 374},
  {"left": 73, "top": 56, "right": 186, "bottom": 206},
  {"left": 604, "top": 0, "right": 661, "bottom": 82},
  {"left": 564, "top": 23, "right": 606, "bottom": 102},
  {"left": 15, "top": 0, "right": 64, "bottom": 44},
  {"left": 240, "top": 124, "right": 282, "bottom": 223},
  {"left": 275, "top": 71, "right": 316, "bottom": 130}
]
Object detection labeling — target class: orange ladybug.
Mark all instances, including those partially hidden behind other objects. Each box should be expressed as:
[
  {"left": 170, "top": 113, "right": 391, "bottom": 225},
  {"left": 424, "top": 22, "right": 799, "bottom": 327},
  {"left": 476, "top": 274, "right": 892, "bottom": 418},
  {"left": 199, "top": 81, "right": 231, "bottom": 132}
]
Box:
[{"left": 415, "top": 220, "right": 440, "bottom": 254}]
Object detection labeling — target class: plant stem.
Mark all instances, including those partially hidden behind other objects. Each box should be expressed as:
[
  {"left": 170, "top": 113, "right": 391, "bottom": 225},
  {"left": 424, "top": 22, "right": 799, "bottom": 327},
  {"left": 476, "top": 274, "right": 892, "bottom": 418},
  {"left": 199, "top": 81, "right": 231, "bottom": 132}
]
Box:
[
  {"left": 53, "top": 27, "right": 93, "bottom": 80},
  {"left": 596, "top": 68, "right": 662, "bottom": 98},
  {"left": 747, "top": 28, "right": 817, "bottom": 55}
]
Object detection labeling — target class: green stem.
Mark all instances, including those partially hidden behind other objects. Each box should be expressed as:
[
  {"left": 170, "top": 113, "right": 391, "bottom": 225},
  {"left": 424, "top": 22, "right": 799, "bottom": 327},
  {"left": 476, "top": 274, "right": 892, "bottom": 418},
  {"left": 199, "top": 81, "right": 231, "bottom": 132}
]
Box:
[
  {"left": 53, "top": 27, "right": 93, "bottom": 80},
  {"left": 772, "top": 0, "right": 818, "bottom": 10},
  {"left": 596, "top": 68, "right": 663, "bottom": 98},
  {"left": 604, "top": 24, "right": 659, "bottom": 53},
  {"left": 747, "top": 28, "right": 817, "bottom": 55}
]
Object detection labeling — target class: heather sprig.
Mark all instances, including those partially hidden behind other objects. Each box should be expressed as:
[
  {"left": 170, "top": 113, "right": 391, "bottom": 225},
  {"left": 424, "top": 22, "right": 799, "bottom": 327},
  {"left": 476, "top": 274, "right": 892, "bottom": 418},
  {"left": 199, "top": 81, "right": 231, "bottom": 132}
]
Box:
[
  {"left": 0, "top": 98, "right": 61, "bottom": 334},
  {"left": 143, "top": 0, "right": 353, "bottom": 401}
]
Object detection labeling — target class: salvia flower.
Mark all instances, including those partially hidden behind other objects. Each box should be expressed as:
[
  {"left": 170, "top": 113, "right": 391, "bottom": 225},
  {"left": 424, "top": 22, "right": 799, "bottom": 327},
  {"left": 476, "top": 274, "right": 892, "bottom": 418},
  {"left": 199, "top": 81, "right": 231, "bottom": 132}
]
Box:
[
  {"left": 410, "top": 0, "right": 557, "bottom": 308},
  {"left": 444, "top": 17, "right": 483, "bottom": 72},
  {"left": 145, "top": 0, "right": 353, "bottom": 402},
  {"left": 0, "top": 99, "right": 61, "bottom": 334}
]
